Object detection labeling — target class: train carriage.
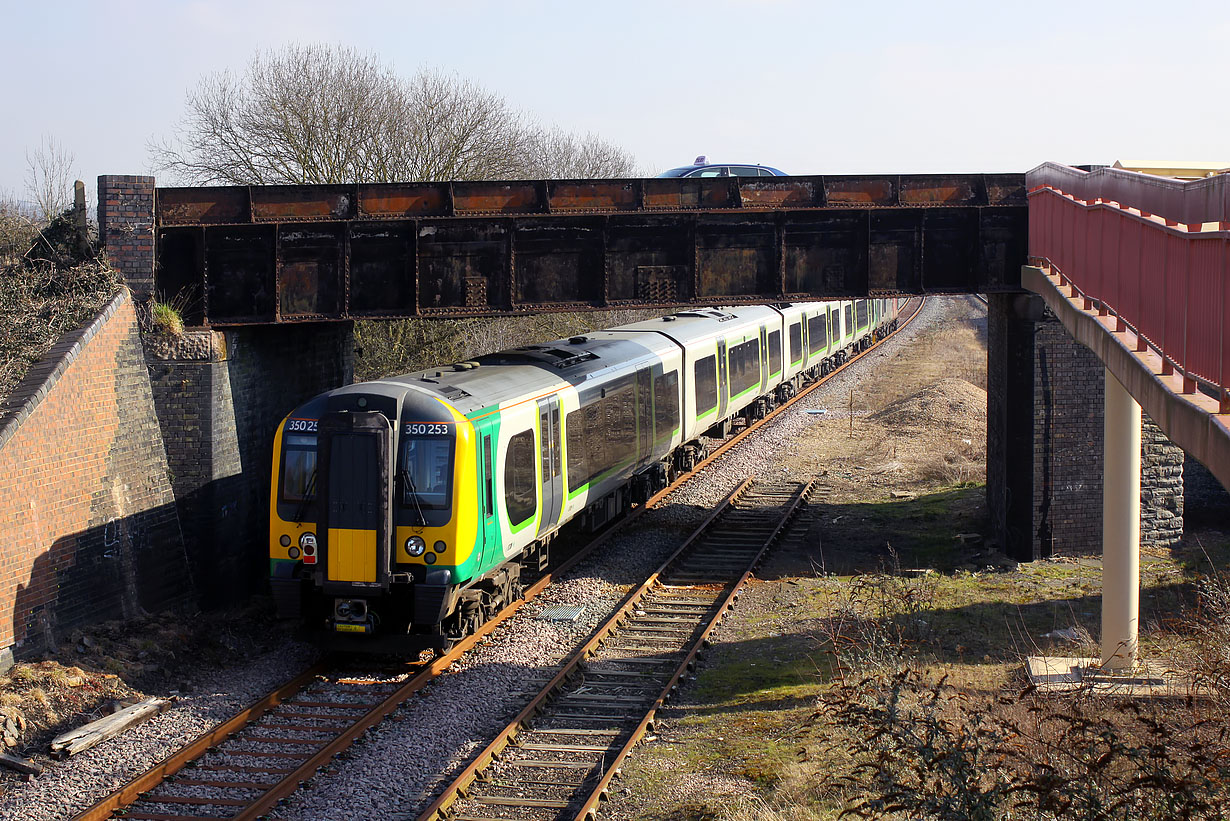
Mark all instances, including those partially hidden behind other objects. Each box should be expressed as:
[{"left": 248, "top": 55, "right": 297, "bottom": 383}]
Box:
[{"left": 269, "top": 299, "right": 901, "bottom": 650}]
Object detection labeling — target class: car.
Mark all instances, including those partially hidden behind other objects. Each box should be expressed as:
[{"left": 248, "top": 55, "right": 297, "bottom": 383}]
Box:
[{"left": 657, "top": 156, "right": 788, "bottom": 178}]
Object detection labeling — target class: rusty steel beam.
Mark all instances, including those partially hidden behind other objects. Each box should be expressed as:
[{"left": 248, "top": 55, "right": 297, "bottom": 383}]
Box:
[{"left": 154, "top": 174, "right": 1027, "bottom": 325}]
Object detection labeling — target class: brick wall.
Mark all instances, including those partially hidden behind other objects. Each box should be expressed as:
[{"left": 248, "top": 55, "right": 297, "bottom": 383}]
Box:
[
  {"left": 146, "top": 323, "right": 353, "bottom": 605},
  {"left": 0, "top": 292, "right": 191, "bottom": 667},
  {"left": 1033, "top": 316, "right": 1186, "bottom": 555},
  {"left": 97, "top": 175, "right": 155, "bottom": 300}
]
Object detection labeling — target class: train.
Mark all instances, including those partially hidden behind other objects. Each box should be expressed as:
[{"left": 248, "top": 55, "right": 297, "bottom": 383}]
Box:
[{"left": 268, "top": 298, "right": 904, "bottom": 651}]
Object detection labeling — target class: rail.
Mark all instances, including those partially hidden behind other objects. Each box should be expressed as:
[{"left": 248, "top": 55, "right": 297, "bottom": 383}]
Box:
[{"left": 1027, "top": 163, "right": 1230, "bottom": 412}]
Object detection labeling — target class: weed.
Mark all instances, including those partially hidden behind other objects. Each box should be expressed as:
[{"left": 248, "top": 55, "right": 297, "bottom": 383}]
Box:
[{"left": 149, "top": 299, "right": 185, "bottom": 337}]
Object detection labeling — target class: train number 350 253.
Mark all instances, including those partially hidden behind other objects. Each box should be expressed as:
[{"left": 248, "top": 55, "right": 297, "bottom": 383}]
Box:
[{"left": 405, "top": 423, "right": 450, "bottom": 436}]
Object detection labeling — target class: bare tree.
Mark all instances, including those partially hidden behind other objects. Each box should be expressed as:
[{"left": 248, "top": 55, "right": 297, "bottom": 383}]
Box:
[
  {"left": 521, "top": 127, "right": 641, "bottom": 178},
  {"left": 25, "top": 136, "right": 77, "bottom": 223},
  {"left": 152, "top": 45, "right": 638, "bottom": 185}
]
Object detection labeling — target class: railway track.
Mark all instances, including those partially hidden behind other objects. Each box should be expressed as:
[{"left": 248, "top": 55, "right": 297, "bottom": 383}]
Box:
[
  {"left": 417, "top": 478, "right": 814, "bottom": 821},
  {"left": 69, "top": 298, "right": 923, "bottom": 821}
]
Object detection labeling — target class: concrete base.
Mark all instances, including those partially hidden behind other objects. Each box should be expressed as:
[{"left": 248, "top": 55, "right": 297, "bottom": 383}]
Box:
[{"left": 1025, "top": 655, "right": 1184, "bottom": 696}]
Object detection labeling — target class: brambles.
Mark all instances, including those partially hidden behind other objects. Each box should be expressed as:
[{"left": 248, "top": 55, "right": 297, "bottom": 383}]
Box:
[{"left": 815, "top": 666, "right": 1230, "bottom": 820}]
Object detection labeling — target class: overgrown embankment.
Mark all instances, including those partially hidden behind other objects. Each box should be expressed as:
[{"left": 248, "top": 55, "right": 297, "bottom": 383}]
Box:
[{"left": 0, "top": 209, "right": 119, "bottom": 403}]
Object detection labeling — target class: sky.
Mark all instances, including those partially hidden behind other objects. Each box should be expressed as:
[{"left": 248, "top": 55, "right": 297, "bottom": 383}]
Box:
[{"left": 3, "top": 0, "right": 1229, "bottom": 203}]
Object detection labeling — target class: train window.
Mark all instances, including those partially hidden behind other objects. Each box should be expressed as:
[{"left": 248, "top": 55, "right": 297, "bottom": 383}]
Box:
[
  {"left": 856, "top": 300, "right": 869, "bottom": 329},
  {"left": 729, "top": 339, "right": 759, "bottom": 398},
  {"left": 400, "top": 434, "right": 453, "bottom": 509},
  {"left": 807, "top": 314, "right": 827, "bottom": 355},
  {"left": 768, "top": 330, "right": 781, "bottom": 375},
  {"left": 551, "top": 408, "right": 561, "bottom": 476},
  {"left": 281, "top": 435, "right": 317, "bottom": 502},
  {"left": 789, "top": 323, "right": 801, "bottom": 364},
  {"left": 843, "top": 304, "right": 853, "bottom": 336},
  {"left": 653, "top": 370, "right": 679, "bottom": 443},
  {"left": 504, "top": 430, "right": 536, "bottom": 527},
  {"left": 637, "top": 369, "right": 653, "bottom": 461},
  {"left": 694, "top": 355, "right": 717, "bottom": 417},
  {"left": 565, "top": 377, "right": 637, "bottom": 490}
]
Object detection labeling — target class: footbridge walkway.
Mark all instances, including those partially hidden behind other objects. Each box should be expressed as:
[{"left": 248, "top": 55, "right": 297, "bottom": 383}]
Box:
[{"left": 1025, "top": 162, "right": 1230, "bottom": 671}]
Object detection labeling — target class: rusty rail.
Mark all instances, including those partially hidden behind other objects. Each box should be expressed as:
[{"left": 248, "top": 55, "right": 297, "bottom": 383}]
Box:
[{"left": 417, "top": 478, "right": 813, "bottom": 821}]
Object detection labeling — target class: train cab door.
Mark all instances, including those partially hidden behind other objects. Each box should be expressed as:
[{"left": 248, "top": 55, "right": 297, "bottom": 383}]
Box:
[
  {"left": 317, "top": 411, "right": 393, "bottom": 596},
  {"left": 536, "top": 396, "right": 563, "bottom": 537},
  {"left": 716, "top": 339, "right": 729, "bottom": 420}
]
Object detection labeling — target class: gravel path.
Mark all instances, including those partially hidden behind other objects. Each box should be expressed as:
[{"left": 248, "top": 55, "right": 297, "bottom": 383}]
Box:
[{"left": 2, "top": 297, "right": 963, "bottom": 821}]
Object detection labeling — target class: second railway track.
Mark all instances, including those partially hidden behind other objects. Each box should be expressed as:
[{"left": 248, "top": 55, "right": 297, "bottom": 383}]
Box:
[{"left": 419, "top": 477, "right": 815, "bottom": 821}]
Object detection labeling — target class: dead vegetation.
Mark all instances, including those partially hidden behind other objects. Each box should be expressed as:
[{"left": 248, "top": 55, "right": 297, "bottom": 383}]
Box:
[
  {"left": 0, "top": 207, "right": 117, "bottom": 405},
  {"left": 353, "top": 308, "right": 664, "bottom": 381}
]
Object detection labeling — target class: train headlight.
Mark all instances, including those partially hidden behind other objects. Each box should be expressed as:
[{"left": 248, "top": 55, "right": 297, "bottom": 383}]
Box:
[
  {"left": 299, "top": 532, "right": 317, "bottom": 555},
  {"left": 288, "top": 547, "right": 301, "bottom": 560},
  {"left": 405, "top": 536, "right": 427, "bottom": 557},
  {"left": 433, "top": 540, "right": 447, "bottom": 553},
  {"left": 424, "top": 553, "right": 437, "bottom": 565},
  {"left": 279, "top": 534, "right": 291, "bottom": 547}
]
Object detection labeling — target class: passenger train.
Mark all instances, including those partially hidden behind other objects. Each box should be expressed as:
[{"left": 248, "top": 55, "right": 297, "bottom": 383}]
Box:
[{"left": 269, "top": 299, "right": 903, "bottom": 650}]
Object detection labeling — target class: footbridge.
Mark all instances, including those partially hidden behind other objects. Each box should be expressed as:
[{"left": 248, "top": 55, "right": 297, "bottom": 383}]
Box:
[{"left": 1024, "top": 163, "right": 1230, "bottom": 670}]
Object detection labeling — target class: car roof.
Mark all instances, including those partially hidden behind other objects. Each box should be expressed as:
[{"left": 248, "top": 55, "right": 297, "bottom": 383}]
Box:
[{"left": 657, "top": 162, "right": 787, "bottom": 177}]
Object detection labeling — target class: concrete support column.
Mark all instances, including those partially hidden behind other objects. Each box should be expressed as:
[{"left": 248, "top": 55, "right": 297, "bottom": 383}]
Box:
[{"left": 1101, "top": 367, "right": 1141, "bottom": 670}]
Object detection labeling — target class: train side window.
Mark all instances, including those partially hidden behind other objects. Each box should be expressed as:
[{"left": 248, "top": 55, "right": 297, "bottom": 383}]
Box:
[
  {"left": 843, "top": 304, "right": 853, "bottom": 336},
  {"left": 856, "top": 300, "right": 869, "bottom": 329},
  {"left": 768, "top": 330, "right": 781, "bottom": 375},
  {"left": 807, "top": 314, "right": 827, "bottom": 355},
  {"left": 551, "top": 408, "right": 561, "bottom": 476},
  {"left": 504, "top": 430, "right": 536, "bottom": 527},
  {"left": 729, "top": 338, "right": 759, "bottom": 397},
  {"left": 653, "top": 370, "right": 679, "bottom": 442},
  {"left": 637, "top": 369, "right": 653, "bottom": 461},
  {"left": 788, "top": 323, "right": 802, "bottom": 363},
  {"left": 483, "top": 435, "right": 494, "bottom": 518},
  {"left": 694, "top": 355, "right": 717, "bottom": 416},
  {"left": 565, "top": 410, "right": 586, "bottom": 489}
]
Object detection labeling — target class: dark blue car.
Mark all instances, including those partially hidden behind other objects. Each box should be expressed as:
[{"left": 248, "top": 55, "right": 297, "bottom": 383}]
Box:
[{"left": 657, "top": 156, "right": 787, "bottom": 178}]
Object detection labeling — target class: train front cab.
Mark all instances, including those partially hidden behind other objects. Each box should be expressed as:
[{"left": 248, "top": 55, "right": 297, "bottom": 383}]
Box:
[{"left": 270, "top": 388, "right": 483, "bottom": 651}]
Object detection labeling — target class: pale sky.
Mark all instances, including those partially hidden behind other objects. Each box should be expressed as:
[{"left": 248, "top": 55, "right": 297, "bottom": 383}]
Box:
[{"left": 3, "top": 0, "right": 1229, "bottom": 202}]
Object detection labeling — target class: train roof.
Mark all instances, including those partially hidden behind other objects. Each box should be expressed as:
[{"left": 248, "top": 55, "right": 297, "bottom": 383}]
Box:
[{"left": 352, "top": 330, "right": 672, "bottom": 416}]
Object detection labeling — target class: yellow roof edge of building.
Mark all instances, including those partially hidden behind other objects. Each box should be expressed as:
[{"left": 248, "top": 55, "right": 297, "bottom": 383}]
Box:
[{"left": 1112, "top": 160, "right": 1230, "bottom": 179}]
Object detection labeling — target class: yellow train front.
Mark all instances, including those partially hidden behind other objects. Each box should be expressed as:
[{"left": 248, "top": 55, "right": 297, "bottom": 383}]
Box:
[{"left": 269, "top": 382, "right": 494, "bottom": 651}]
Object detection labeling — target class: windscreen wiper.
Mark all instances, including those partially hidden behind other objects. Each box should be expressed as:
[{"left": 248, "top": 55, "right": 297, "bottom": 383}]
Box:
[
  {"left": 401, "top": 466, "right": 428, "bottom": 526},
  {"left": 292, "top": 469, "right": 316, "bottom": 523}
]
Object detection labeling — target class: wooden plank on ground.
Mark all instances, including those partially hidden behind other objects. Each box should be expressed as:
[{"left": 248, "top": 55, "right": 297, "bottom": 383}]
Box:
[{"left": 50, "top": 697, "right": 173, "bottom": 759}]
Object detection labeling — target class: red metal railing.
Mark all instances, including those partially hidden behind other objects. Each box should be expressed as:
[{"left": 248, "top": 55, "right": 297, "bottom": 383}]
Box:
[{"left": 1027, "top": 163, "right": 1230, "bottom": 412}]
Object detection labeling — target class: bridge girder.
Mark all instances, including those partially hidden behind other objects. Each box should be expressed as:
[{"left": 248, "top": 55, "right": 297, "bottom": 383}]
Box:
[{"left": 154, "top": 175, "right": 1028, "bottom": 325}]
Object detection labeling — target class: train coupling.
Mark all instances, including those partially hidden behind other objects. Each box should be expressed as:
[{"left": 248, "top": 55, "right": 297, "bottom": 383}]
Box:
[{"left": 331, "top": 598, "right": 375, "bottom": 634}]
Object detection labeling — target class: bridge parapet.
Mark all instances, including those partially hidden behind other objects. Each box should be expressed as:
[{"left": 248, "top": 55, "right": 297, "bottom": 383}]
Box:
[{"left": 1028, "top": 163, "right": 1230, "bottom": 412}]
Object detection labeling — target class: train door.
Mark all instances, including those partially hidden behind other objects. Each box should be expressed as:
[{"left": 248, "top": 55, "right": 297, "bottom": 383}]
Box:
[
  {"left": 716, "top": 339, "right": 729, "bottom": 420},
  {"left": 475, "top": 428, "right": 499, "bottom": 570},
  {"left": 317, "top": 411, "right": 392, "bottom": 595},
  {"left": 536, "top": 396, "right": 563, "bottom": 538}
]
